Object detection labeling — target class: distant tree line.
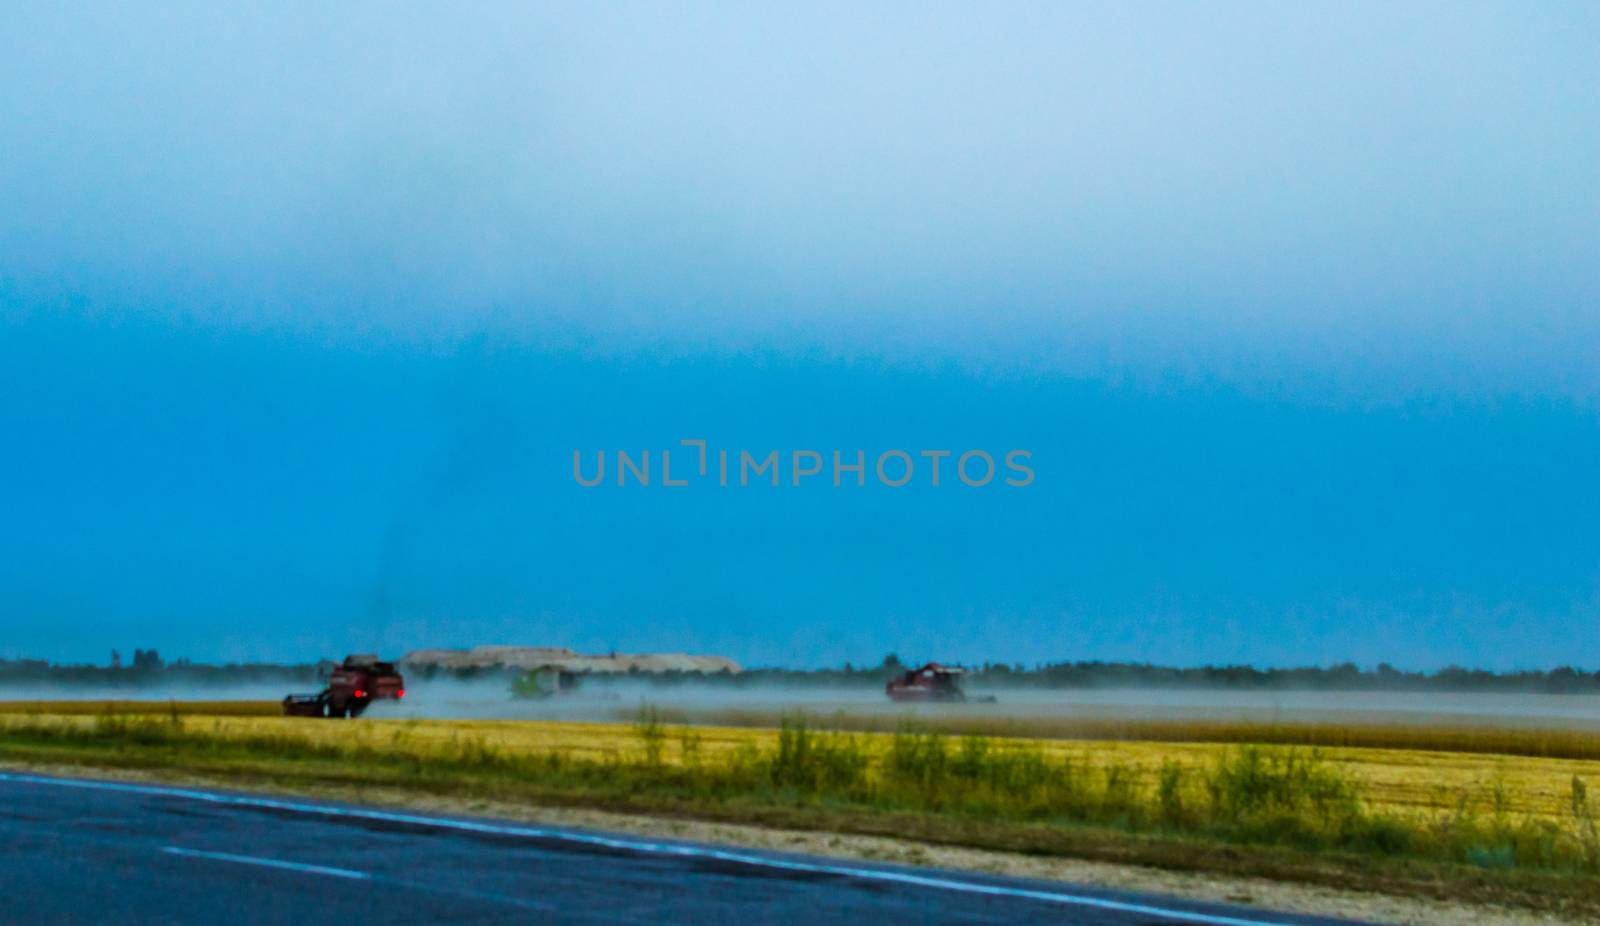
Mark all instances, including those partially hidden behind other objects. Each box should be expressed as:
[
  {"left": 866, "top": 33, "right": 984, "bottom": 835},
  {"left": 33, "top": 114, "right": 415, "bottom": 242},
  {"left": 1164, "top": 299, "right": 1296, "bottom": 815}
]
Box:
[
  {"left": 560, "top": 655, "right": 1600, "bottom": 694},
  {"left": 0, "top": 654, "right": 322, "bottom": 688},
  {"left": 958, "top": 660, "right": 1600, "bottom": 693},
  {"left": 410, "top": 655, "right": 1600, "bottom": 693},
  {"left": 7, "top": 653, "right": 1600, "bottom": 694}
]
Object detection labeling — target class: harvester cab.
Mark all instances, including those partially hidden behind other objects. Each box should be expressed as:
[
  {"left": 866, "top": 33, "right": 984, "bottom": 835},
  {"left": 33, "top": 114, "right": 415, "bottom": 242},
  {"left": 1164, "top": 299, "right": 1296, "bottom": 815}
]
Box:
[
  {"left": 509, "top": 665, "right": 621, "bottom": 702},
  {"left": 510, "top": 665, "right": 580, "bottom": 699},
  {"left": 885, "top": 662, "right": 971, "bottom": 703},
  {"left": 282, "top": 654, "right": 405, "bottom": 718}
]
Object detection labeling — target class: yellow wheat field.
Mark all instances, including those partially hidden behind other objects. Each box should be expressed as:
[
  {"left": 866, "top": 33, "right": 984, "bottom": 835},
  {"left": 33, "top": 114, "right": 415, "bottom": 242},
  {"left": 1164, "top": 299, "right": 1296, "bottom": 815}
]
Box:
[{"left": 3, "top": 709, "right": 1596, "bottom": 826}]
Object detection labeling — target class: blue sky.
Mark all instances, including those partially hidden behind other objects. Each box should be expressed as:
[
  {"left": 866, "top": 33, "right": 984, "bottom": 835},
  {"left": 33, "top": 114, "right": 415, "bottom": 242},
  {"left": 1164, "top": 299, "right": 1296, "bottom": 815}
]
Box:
[{"left": 1, "top": 3, "right": 1596, "bottom": 667}]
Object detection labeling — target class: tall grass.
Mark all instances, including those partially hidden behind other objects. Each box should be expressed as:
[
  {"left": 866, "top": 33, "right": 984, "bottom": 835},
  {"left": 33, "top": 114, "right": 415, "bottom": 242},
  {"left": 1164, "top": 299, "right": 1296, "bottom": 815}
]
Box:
[
  {"left": 5, "top": 711, "right": 1597, "bottom": 877},
  {"left": 679, "top": 707, "right": 1600, "bottom": 761}
]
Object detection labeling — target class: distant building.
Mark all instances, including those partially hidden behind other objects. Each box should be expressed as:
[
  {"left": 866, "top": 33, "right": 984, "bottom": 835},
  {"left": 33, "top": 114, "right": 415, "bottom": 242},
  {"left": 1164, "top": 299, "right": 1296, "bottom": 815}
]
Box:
[{"left": 400, "top": 646, "right": 741, "bottom": 675}]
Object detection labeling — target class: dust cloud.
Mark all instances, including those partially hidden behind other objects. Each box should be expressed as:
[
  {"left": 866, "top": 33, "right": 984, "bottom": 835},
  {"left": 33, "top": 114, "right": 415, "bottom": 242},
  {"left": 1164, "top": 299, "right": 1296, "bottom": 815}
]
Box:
[
  {"left": 6, "top": 675, "right": 1600, "bottom": 732},
  {"left": 363, "top": 677, "right": 1600, "bottom": 732}
]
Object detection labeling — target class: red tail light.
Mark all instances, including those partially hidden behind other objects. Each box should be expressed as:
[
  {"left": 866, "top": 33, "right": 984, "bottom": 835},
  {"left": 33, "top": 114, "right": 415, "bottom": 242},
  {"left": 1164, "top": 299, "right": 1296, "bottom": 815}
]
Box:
[
  {"left": 396, "top": 688, "right": 406, "bottom": 699},
  {"left": 353, "top": 689, "right": 366, "bottom": 699}
]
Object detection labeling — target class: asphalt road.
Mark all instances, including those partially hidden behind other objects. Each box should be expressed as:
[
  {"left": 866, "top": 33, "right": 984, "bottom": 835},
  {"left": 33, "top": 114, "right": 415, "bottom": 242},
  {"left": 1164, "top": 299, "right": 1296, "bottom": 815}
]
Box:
[{"left": 0, "top": 772, "right": 1375, "bottom": 926}]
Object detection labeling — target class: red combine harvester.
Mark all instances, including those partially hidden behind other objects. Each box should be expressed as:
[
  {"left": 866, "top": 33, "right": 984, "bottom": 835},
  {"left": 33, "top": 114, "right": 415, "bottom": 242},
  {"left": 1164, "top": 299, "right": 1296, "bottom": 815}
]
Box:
[
  {"left": 282, "top": 654, "right": 405, "bottom": 718},
  {"left": 886, "top": 662, "right": 976, "bottom": 703}
]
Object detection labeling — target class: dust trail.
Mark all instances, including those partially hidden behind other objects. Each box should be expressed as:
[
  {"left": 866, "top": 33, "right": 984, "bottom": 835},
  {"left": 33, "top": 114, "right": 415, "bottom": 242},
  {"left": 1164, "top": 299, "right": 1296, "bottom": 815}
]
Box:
[
  {"left": 0, "top": 682, "right": 309, "bottom": 703},
  {"left": 7, "top": 674, "right": 1600, "bottom": 733},
  {"left": 365, "top": 677, "right": 1600, "bottom": 732}
]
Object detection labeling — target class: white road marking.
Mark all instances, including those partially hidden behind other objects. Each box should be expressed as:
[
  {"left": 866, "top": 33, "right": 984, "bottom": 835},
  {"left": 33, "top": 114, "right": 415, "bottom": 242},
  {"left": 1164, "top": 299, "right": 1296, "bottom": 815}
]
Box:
[
  {"left": 161, "top": 845, "right": 370, "bottom": 880},
  {"left": 4, "top": 772, "right": 1316, "bottom": 926}
]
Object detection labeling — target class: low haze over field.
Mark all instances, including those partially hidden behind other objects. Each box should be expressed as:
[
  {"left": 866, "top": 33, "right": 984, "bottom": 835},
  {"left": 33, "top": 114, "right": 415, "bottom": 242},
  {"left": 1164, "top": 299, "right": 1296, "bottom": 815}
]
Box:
[{"left": 1, "top": 3, "right": 1596, "bottom": 667}]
